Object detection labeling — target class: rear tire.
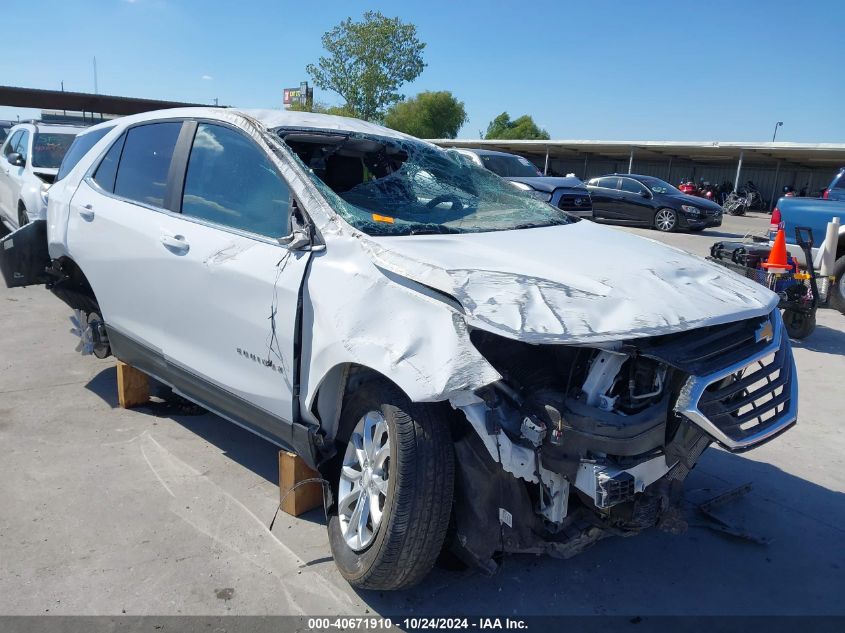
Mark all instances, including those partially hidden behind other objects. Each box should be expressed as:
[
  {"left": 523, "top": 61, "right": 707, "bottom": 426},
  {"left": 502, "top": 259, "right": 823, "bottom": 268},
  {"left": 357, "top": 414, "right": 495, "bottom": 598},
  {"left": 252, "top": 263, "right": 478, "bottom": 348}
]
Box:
[
  {"left": 327, "top": 379, "right": 454, "bottom": 590},
  {"left": 654, "top": 207, "right": 678, "bottom": 232},
  {"left": 830, "top": 255, "right": 845, "bottom": 315}
]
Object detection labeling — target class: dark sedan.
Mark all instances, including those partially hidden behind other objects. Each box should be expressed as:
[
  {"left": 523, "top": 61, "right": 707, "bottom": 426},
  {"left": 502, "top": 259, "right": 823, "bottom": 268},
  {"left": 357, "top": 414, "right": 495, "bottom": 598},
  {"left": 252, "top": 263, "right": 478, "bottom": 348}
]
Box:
[{"left": 585, "top": 174, "right": 722, "bottom": 232}]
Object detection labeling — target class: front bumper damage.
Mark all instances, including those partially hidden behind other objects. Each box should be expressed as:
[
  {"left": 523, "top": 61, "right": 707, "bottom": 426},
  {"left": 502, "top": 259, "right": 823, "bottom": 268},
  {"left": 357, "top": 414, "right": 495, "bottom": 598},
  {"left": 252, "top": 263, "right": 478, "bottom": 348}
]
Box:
[{"left": 447, "top": 310, "right": 796, "bottom": 571}]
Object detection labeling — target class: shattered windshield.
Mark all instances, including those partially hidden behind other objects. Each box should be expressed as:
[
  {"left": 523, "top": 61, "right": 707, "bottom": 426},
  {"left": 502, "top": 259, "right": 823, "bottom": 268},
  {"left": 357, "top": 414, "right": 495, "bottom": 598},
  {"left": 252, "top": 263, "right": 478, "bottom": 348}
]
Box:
[{"left": 278, "top": 130, "right": 576, "bottom": 236}]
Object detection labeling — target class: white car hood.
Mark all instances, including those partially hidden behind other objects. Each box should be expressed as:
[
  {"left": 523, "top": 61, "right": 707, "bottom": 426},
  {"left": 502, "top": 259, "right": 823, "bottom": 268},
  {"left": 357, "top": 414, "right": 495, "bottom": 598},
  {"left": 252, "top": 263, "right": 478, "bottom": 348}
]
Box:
[{"left": 365, "top": 220, "right": 778, "bottom": 344}]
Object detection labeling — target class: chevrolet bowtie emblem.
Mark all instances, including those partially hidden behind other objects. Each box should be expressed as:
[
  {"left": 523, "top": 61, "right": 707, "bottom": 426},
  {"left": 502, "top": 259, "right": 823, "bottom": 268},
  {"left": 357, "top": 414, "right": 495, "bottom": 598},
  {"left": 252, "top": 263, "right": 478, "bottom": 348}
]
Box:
[{"left": 755, "top": 319, "right": 774, "bottom": 343}]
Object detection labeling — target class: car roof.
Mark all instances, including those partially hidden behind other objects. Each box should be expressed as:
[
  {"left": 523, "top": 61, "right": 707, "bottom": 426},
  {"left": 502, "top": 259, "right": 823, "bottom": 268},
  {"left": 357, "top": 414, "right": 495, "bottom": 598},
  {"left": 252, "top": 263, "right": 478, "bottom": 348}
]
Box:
[
  {"left": 82, "top": 107, "right": 416, "bottom": 142},
  {"left": 456, "top": 147, "right": 525, "bottom": 158},
  {"left": 589, "top": 173, "right": 663, "bottom": 181},
  {"left": 7, "top": 122, "right": 85, "bottom": 136}
]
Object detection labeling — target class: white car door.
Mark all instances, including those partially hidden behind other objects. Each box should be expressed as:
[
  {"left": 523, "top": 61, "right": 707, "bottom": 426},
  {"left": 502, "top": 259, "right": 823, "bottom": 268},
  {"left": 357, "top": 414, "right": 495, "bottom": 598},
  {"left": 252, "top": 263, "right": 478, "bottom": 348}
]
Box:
[
  {"left": 0, "top": 130, "right": 26, "bottom": 225},
  {"left": 66, "top": 121, "right": 185, "bottom": 353},
  {"left": 154, "top": 121, "right": 311, "bottom": 434},
  {"left": 0, "top": 131, "right": 19, "bottom": 221}
]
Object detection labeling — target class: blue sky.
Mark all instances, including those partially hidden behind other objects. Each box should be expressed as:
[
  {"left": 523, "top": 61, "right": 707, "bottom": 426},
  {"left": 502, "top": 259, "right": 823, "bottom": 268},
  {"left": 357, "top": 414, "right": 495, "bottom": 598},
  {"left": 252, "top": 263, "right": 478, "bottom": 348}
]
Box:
[{"left": 2, "top": 0, "right": 844, "bottom": 142}]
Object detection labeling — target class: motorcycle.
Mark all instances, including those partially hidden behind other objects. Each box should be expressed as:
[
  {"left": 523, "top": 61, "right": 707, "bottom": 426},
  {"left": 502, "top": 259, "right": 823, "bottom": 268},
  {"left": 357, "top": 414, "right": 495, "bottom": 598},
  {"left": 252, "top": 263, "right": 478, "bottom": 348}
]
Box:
[{"left": 722, "top": 191, "right": 748, "bottom": 216}]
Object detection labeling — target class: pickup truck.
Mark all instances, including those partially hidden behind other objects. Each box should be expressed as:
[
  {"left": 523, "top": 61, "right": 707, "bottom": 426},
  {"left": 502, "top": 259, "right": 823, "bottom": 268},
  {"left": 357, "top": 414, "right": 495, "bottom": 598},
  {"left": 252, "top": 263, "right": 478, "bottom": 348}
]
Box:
[{"left": 774, "top": 167, "right": 845, "bottom": 314}]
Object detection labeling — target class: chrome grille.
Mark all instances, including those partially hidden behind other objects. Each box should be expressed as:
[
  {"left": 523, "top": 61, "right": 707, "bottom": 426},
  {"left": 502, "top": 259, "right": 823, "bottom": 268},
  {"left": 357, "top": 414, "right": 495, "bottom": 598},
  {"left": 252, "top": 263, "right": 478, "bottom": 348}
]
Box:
[{"left": 674, "top": 311, "right": 797, "bottom": 450}]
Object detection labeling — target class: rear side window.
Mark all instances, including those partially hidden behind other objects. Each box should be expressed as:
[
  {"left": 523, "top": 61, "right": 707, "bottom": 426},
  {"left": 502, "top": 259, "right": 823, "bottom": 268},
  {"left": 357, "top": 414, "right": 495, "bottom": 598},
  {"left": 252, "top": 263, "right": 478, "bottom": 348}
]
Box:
[
  {"left": 620, "top": 178, "right": 646, "bottom": 194},
  {"left": 113, "top": 122, "right": 181, "bottom": 208},
  {"left": 57, "top": 127, "right": 113, "bottom": 181},
  {"left": 93, "top": 133, "right": 125, "bottom": 193},
  {"left": 835, "top": 173, "right": 845, "bottom": 190},
  {"left": 181, "top": 123, "right": 290, "bottom": 238},
  {"left": 597, "top": 177, "right": 619, "bottom": 189}
]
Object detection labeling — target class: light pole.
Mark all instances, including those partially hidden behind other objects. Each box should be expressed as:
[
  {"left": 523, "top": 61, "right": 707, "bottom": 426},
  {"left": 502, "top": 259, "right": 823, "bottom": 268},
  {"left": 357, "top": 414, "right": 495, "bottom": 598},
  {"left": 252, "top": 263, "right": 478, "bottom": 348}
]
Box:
[{"left": 772, "top": 121, "right": 783, "bottom": 142}]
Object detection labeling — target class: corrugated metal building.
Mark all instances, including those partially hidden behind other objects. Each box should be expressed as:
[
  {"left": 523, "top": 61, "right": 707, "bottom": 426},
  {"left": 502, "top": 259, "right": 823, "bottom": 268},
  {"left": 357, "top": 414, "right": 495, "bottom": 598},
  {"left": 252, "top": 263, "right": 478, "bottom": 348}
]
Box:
[{"left": 431, "top": 139, "right": 845, "bottom": 208}]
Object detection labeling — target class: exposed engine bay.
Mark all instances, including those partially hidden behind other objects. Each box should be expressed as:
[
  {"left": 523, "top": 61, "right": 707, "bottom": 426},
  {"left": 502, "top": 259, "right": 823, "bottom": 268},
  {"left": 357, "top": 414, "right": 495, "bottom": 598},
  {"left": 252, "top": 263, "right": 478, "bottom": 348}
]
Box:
[{"left": 446, "top": 311, "right": 794, "bottom": 570}]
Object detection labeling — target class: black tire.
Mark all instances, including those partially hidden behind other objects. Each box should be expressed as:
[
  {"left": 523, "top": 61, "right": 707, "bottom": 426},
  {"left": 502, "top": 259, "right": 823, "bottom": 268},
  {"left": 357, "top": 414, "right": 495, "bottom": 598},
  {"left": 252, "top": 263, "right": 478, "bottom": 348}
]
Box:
[
  {"left": 654, "top": 207, "right": 678, "bottom": 232},
  {"left": 327, "top": 379, "right": 454, "bottom": 590},
  {"left": 782, "top": 309, "right": 816, "bottom": 339},
  {"left": 831, "top": 255, "right": 845, "bottom": 315}
]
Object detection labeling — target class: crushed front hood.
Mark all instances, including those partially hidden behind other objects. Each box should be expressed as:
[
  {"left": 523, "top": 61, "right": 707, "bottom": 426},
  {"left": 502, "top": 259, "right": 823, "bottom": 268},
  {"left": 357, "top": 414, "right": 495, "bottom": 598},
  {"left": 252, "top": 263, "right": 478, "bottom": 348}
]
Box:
[{"left": 366, "top": 221, "right": 778, "bottom": 344}]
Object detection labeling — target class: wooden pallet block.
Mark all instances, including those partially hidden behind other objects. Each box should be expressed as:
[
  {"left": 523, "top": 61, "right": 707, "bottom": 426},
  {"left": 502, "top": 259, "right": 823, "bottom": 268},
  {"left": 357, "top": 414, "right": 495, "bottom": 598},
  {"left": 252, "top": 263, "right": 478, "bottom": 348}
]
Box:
[
  {"left": 116, "top": 361, "right": 150, "bottom": 409},
  {"left": 279, "top": 451, "right": 323, "bottom": 517}
]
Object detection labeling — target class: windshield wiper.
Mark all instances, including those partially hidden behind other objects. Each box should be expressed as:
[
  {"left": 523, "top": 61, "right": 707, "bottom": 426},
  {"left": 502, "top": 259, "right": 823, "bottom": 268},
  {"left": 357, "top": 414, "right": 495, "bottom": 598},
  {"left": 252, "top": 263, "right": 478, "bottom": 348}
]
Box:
[
  {"left": 510, "top": 219, "right": 570, "bottom": 230},
  {"left": 408, "top": 225, "right": 462, "bottom": 235}
]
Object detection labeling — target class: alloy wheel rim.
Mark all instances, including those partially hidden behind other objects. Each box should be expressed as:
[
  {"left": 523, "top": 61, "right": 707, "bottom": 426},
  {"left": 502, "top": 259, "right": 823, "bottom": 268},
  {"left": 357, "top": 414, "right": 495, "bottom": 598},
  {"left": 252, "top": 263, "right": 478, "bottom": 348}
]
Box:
[
  {"left": 338, "top": 410, "right": 390, "bottom": 552},
  {"left": 656, "top": 209, "right": 675, "bottom": 231}
]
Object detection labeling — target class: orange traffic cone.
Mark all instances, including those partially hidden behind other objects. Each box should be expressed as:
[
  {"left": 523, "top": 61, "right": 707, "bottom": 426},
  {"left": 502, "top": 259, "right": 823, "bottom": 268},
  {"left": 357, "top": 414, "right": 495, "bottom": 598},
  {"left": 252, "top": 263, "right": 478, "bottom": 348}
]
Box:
[{"left": 763, "top": 228, "right": 791, "bottom": 272}]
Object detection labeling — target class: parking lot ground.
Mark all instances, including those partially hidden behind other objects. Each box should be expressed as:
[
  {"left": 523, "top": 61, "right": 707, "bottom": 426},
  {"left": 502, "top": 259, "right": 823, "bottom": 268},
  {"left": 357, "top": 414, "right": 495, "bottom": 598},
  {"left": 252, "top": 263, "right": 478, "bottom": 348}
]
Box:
[{"left": 1, "top": 211, "right": 843, "bottom": 616}]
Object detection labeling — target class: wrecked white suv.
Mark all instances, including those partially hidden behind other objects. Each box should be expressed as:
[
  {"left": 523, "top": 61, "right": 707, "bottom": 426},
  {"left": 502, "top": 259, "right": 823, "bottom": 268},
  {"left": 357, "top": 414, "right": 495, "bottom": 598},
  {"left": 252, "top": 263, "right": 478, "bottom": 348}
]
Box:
[{"left": 0, "top": 108, "right": 797, "bottom": 590}]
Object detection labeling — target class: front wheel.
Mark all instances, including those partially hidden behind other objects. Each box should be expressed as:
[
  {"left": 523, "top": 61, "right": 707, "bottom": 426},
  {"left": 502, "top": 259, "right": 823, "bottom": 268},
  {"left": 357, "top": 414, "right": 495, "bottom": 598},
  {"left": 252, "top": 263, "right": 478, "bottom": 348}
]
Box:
[
  {"left": 782, "top": 309, "right": 816, "bottom": 339},
  {"left": 654, "top": 207, "right": 678, "bottom": 232},
  {"left": 327, "top": 379, "right": 454, "bottom": 590}
]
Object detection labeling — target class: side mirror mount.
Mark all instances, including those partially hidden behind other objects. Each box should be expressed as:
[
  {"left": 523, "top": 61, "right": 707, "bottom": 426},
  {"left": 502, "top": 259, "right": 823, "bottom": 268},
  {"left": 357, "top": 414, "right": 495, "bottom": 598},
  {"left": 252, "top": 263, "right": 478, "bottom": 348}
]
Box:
[
  {"left": 640, "top": 189, "right": 650, "bottom": 198},
  {"left": 7, "top": 152, "right": 24, "bottom": 167}
]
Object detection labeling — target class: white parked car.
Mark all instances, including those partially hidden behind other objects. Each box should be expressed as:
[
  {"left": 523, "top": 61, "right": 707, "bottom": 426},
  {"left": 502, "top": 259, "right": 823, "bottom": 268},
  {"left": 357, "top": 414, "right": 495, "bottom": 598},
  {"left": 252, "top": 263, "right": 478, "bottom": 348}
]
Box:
[
  {"left": 0, "top": 122, "right": 83, "bottom": 231},
  {"left": 0, "top": 108, "right": 797, "bottom": 590}
]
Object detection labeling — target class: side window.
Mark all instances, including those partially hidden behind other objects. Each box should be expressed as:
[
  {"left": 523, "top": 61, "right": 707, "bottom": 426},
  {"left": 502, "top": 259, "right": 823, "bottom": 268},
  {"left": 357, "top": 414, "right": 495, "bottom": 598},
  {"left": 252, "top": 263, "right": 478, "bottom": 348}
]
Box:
[
  {"left": 620, "top": 178, "right": 646, "bottom": 194},
  {"left": 58, "top": 126, "right": 113, "bottom": 181},
  {"left": 597, "top": 177, "right": 619, "bottom": 190},
  {"left": 15, "top": 130, "right": 30, "bottom": 161},
  {"left": 835, "top": 174, "right": 845, "bottom": 190},
  {"left": 181, "top": 123, "right": 290, "bottom": 238},
  {"left": 113, "top": 122, "right": 181, "bottom": 208},
  {"left": 3, "top": 131, "right": 21, "bottom": 156},
  {"left": 93, "top": 133, "right": 126, "bottom": 193},
  {"left": 587, "top": 178, "right": 599, "bottom": 186}
]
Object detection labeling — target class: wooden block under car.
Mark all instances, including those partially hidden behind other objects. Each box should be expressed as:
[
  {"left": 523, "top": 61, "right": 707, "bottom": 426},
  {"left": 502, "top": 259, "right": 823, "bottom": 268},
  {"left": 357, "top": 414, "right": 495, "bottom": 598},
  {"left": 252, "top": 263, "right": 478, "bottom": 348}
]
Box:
[
  {"left": 279, "top": 451, "right": 324, "bottom": 516},
  {"left": 116, "top": 361, "right": 150, "bottom": 409}
]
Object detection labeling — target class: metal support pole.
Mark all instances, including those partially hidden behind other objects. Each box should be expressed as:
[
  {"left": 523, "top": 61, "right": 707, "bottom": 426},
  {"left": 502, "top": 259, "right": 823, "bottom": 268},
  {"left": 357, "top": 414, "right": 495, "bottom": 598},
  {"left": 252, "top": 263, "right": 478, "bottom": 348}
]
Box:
[
  {"left": 583, "top": 154, "right": 589, "bottom": 179},
  {"left": 769, "top": 161, "right": 781, "bottom": 211},
  {"left": 628, "top": 148, "right": 634, "bottom": 174},
  {"left": 733, "top": 150, "right": 744, "bottom": 192},
  {"left": 544, "top": 147, "right": 549, "bottom": 176},
  {"left": 667, "top": 156, "right": 673, "bottom": 183}
]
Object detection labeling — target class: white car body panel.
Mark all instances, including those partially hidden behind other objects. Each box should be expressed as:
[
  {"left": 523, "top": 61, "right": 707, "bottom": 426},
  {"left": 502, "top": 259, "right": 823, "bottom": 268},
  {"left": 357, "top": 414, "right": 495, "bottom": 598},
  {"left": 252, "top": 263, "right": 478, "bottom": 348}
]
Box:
[{"left": 47, "top": 106, "right": 778, "bottom": 433}]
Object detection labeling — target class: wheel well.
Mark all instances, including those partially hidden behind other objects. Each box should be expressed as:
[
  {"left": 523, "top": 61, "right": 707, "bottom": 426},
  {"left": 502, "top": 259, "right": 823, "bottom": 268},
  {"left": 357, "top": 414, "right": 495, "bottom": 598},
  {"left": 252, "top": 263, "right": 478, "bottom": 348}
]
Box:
[
  {"left": 47, "top": 256, "right": 101, "bottom": 315},
  {"left": 310, "top": 363, "right": 409, "bottom": 442},
  {"left": 18, "top": 199, "right": 26, "bottom": 211}
]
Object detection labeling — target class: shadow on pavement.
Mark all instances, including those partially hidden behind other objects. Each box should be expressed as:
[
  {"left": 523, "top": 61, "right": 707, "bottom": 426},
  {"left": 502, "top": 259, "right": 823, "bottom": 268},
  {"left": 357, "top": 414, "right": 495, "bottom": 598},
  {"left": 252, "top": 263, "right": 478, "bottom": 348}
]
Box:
[
  {"left": 791, "top": 323, "right": 845, "bottom": 357},
  {"left": 84, "top": 366, "right": 281, "bottom": 486}
]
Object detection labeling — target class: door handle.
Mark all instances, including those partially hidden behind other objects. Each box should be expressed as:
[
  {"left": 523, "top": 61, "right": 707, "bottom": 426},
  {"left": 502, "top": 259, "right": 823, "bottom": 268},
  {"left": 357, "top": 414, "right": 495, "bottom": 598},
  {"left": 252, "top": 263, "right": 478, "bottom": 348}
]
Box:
[
  {"left": 78, "top": 204, "right": 95, "bottom": 221},
  {"left": 160, "top": 233, "right": 190, "bottom": 253}
]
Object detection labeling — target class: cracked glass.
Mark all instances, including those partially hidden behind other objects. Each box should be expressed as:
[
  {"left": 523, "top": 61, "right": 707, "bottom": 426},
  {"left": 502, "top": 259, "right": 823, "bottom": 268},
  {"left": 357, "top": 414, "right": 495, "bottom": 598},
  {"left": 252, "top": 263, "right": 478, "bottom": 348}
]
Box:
[{"left": 276, "top": 129, "right": 578, "bottom": 236}]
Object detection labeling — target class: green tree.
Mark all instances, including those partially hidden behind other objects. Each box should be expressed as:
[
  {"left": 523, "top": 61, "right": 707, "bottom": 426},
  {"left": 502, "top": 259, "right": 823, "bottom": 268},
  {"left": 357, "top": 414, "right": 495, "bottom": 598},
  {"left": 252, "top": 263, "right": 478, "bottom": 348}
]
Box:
[
  {"left": 485, "top": 112, "right": 550, "bottom": 140},
  {"left": 306, "top": 11, "right": 426, "bottom": 121},
  {"left": 383, "top": 91, "right": 467, "bottom": 138}
]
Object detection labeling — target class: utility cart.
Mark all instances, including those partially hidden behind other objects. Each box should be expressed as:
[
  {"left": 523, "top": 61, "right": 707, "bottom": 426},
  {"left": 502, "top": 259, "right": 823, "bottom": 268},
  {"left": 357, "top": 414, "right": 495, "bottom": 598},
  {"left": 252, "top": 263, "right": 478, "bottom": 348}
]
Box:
[{"left": 708, "top": 227, "right": 821, "bottom": 339}]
